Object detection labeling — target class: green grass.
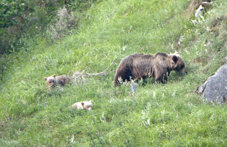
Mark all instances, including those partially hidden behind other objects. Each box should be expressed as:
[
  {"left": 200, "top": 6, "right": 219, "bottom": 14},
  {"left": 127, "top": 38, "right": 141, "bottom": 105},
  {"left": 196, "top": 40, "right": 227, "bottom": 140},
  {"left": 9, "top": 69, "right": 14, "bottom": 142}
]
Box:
[{"left": 0, "top": 0, "right": 227, "bottom": 146}]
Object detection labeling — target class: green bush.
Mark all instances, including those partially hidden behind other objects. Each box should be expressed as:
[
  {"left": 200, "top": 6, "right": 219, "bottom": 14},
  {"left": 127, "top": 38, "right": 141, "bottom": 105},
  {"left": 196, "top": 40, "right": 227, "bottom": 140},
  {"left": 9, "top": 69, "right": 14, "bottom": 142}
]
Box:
[{"left": 0, "top": 0, "right": 100, "bottom": 54}]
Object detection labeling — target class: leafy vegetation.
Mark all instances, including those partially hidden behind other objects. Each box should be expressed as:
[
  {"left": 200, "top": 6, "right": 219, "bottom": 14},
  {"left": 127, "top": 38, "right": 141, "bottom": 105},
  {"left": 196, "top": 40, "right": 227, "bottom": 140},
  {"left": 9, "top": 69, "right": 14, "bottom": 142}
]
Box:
[
  {"left": 0, "top": 0, "right": 100, "bottom": 54},
  {"left": 0, "top": 0, "right": 226, "bottom": 146}
]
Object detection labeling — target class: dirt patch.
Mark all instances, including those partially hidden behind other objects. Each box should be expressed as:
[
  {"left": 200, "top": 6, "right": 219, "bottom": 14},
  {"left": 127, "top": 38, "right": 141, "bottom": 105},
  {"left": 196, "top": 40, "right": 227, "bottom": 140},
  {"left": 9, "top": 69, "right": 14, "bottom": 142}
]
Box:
[
  {"left": 193, "top": 56, "right": 209, "bottom": 65},
  {"left": 210, "top": 14, "right": 227, "bottom": 33}
]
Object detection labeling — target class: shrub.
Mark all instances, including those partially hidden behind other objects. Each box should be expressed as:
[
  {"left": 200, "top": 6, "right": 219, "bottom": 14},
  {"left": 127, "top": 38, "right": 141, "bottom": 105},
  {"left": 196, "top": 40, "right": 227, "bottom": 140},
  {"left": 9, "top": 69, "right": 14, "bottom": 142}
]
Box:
[{"left": 47, "top": 6, "right": 77, "bottom": 42}]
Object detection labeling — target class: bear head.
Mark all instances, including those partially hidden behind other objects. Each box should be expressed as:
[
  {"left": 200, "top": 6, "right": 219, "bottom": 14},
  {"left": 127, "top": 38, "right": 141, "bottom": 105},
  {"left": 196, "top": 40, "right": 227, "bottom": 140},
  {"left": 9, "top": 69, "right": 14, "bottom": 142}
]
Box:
[
  {"left": 44, "top": 74, "right": 57, "bottom": 88},
  {"left": 169, "top": 54, "right": 186, "bottom": 74},
  {"left": 81, "top": 100, "right": 92, "bottom": 110}
]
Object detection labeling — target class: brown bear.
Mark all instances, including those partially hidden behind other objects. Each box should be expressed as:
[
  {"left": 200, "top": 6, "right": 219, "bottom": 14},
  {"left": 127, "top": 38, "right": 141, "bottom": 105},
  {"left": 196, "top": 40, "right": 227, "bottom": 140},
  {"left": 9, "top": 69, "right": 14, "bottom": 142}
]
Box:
[
  {"left": 114, "top": 52, "right": 186, "bottom": 86},
  {"left": 44, "top": 74, "right": 70, "bottom": 88}
]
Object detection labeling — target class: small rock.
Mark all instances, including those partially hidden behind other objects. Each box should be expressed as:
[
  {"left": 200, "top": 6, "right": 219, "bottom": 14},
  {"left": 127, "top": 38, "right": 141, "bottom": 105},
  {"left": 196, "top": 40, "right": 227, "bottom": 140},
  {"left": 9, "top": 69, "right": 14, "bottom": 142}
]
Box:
[
  {"left": 222, "top": 56, "right": 227, "bottom": 64},
  {"left": 130, "top": 81, "right": 137, "bottom": 93},
  {"left": 195, "top": 5, "right": 204, "bottom": 18}
]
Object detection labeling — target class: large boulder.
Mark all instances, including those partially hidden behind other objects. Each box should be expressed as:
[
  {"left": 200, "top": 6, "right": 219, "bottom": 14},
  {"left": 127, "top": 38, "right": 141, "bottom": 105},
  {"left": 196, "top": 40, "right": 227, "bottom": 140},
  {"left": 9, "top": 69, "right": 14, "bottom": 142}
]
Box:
[{"left": 196, "top": 60, "right": 227, "bottom": 103}]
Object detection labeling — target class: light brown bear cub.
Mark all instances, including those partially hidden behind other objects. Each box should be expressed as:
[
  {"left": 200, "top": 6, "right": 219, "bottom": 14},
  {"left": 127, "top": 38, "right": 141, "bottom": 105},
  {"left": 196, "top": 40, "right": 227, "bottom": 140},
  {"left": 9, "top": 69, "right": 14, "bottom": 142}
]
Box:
[
  {"left": 44, "top": 74, "right": 70, "bottom": 88},
  {"left": 71, "top": 100, "right": 93, "bottom": 110},
  {"left": 114, "top": 52, "right": 186, "bottom": 86}
]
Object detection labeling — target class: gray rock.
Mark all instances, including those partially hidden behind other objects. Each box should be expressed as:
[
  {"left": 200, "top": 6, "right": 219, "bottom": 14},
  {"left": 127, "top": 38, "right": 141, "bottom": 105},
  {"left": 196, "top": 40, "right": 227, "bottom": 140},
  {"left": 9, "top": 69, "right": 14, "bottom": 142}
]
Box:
[
  {"left": 196, "top": 63, "right": 227, "bottom": 103},
  {"left": 223, "top": 56, "right": 227, "bottom": 64}
]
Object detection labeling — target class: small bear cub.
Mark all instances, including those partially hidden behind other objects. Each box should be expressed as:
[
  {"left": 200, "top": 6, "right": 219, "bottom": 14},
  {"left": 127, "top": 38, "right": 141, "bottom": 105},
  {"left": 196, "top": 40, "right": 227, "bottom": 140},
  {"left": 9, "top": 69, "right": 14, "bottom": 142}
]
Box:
[
  {"left": 72, "top": 100, "right": 93, "bottom": 110},
  {"left": 44, "top": 74, "right": 70, "bottom": 88}
]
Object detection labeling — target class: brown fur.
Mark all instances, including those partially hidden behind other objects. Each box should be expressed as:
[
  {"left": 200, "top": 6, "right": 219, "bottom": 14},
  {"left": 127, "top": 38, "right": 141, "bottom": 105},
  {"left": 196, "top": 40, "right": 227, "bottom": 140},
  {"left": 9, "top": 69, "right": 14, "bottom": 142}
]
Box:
[
  {"left": 114, "top": 53, "right": 186, "bottom": 86},
  {"left": 44, "top": 74, "right": 70, "bottom": 88}
]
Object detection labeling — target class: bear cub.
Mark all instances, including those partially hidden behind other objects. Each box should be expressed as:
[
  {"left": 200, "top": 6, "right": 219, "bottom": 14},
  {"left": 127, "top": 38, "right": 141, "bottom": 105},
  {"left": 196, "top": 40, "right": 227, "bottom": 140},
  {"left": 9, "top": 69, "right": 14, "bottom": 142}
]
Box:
[
  {"left": 114, "top": 52, "right": 186, "bottom": 86},
  {"left": 44, "top": 74, "right": 70, "bottom": 88},
  {"left": 71, "top": 100, "right": 93, "bottom": 110}
]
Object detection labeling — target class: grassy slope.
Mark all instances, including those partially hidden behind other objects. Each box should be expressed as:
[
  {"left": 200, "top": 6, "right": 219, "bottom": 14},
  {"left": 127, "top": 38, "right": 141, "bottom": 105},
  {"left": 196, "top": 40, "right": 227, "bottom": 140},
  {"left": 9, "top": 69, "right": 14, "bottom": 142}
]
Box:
[{"left": 0, "top": 0, "right": 227, "bottom": 146}]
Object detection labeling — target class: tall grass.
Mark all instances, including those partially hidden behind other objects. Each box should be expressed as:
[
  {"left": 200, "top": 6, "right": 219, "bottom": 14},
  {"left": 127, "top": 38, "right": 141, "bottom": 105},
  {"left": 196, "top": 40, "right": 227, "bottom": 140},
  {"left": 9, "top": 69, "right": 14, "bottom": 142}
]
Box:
[{"left": 0, "top": 0, "right": 226, "bottom": 146}]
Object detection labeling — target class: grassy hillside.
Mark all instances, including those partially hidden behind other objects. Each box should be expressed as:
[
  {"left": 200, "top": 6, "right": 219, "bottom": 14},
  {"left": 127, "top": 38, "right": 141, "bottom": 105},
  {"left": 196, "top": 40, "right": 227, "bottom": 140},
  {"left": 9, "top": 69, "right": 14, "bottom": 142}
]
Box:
[{"left": 0, "top": 0, "right": 227, "bottom": 146}]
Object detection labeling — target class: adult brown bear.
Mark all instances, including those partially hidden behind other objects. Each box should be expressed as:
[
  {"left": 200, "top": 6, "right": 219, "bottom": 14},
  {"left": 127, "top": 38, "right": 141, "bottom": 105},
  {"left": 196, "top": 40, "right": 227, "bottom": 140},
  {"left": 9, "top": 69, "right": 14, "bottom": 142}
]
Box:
[{"left": 114, "top": 53, "right": 186, "bottom": 86}]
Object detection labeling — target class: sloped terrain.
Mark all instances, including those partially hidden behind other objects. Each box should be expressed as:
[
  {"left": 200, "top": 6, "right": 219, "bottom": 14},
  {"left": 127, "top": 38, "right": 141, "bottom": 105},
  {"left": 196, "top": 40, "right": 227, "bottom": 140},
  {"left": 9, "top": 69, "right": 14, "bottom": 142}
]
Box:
[{"left": 0, "top": 0, "right": 226, "bottom": 146}]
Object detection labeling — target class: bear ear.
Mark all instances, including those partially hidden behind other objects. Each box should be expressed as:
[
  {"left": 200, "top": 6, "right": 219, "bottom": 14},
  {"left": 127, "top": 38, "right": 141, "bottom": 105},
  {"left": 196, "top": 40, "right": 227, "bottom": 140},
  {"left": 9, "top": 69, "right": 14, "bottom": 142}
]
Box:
[
  {"left": 52, "top": 74, "right": 56, "bottom": 78},
  {"left": 172, "top": 55, "right": 178, "bottom": 63},
  {"left": 81, "top": 102, "right": 84, "bottom": 106},
  {"left": 44, "top": 78, "right": 47, "bottom": 81}
]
